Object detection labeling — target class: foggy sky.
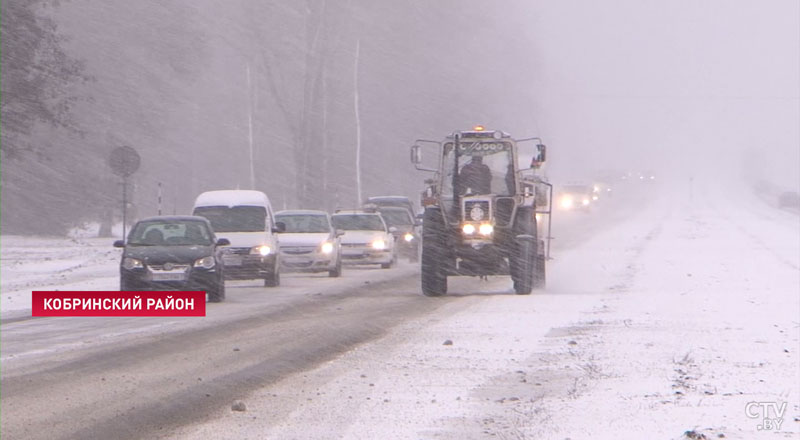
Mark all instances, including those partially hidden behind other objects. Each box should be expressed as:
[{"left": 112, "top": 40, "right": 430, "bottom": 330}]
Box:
[
  {"left": 2, "top": 0, "right": 798, "bottom": 233},
  {"left": 523, "top": 0, "right": 799, "bottom": 186}
]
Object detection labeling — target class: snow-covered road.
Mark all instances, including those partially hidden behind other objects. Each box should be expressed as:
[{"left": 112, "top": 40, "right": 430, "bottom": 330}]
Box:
[
  {"left": 1, "top": 181, "right": 798, "bottom": 439},
  {"left": 171, "top": 182, "right": 800, "bottom": 440}
]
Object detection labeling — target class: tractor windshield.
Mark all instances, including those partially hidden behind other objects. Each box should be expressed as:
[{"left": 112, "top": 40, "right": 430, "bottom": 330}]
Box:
[{"left": 440, "top": 140, "right": 516, "bottom": 213}]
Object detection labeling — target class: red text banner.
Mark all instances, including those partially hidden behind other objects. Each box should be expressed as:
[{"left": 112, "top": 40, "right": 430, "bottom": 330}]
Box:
[{"left": 32, "top": 291, "right": 206, "bottom": 317}]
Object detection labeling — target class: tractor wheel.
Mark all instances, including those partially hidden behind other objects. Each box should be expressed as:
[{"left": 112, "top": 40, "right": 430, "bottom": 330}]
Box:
[
  {"left": 511, "top": 207, "right": 536, "bottom": 295},
  {"left": 421, "top": 207, "right": 447, "bottom": 297},
  {"left": 533, "top": 239, "right": 546, "bottom": 289}
]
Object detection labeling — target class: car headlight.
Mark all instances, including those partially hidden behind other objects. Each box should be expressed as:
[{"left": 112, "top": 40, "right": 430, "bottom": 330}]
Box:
[
  {"left": 371, "top": 239, "right": 386, "bottom": 250},
  {"left": 582, "top": 198, "right": 590, "bottom": 206},
  {"left": 479, "top": 223, "right": 494, "bottom": 236},
  {"left": 320, "top": 241, "right": 334, "bottom": 254},
  {"left": 560, "top": 197, "right": 574, "bottom": 209},
  {"left": 403, "top": 232, "right": 414, "bottom": 242},
  {"left": 194, "top": 256, "right": 215, "bottom": 269},
  {"left": 251, "top": 245, "right": 271, "bottom": 256},
  {"left": 462, "top": 223, "right": 476, "bottom": 235},
  {"left": 122, "top": 257, "right": 143, "bottom": 270}
]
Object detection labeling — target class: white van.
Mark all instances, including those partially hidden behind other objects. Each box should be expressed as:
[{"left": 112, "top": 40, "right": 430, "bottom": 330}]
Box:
[{"left": 192, "top": 190, "right": 283, "bottom": 287}]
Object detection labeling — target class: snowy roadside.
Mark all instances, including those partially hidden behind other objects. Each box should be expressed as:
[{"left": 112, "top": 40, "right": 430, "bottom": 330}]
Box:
[
  {"left": 168, "top": 184, "right": 799, "bottom": 440},
  {"left": 464, "top": 185, "right": 800, "bottom": 440},
  {"left": 0, "top": 236, "right": 122, "bottom": 319}
]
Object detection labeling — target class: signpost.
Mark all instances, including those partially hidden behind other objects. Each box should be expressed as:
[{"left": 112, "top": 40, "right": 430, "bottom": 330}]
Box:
[{"left": 108, "top": 146, "right": 141, "bottom": 240}]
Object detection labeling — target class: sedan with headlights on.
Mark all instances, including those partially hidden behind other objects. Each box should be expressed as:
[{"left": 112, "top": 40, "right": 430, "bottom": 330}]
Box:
[
  {"left": 114, "top": 216, "right": 230, "bottom": 302},
  {"left": 275, "top": 210, "right": 343, "bottom": 277},
  {"left": 331, "top": 210, "right": 397, "bottom": 269}
]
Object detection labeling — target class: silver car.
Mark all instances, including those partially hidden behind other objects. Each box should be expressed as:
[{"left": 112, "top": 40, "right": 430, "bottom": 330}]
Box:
[
  {"left": 331, "top": 210, "right": 397, "bottom": 269},
  {"left": 275, "top": 210, "right": 343, "bottom": 277}
]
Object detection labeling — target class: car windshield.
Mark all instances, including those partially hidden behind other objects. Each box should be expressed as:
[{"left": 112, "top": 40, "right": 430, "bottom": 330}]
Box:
[
  {"left": 379, "top": 210, "right": 412, "bottom": 226},
  {"left": 368, "top": 198, "right": 413, "bottom": 212},
  {"left": 193, "top": 206, "right": 266, "bottom": 232},
  {"left": 127, "top": 220, "right": 213, "bottom": 246},
  {"left": 275, "top": 214, "right": 330, "bottom": 233},
  {"left": 331, "top": 214, "right": 385, "bottom": 231}
]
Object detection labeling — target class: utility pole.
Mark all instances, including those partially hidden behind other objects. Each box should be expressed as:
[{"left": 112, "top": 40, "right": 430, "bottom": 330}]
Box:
[
  {"left": 246, "top": 62, "right": 256, "bottom": 190},
  {"left": 353, "top": 38, "right": 363, "bottom": 204}
]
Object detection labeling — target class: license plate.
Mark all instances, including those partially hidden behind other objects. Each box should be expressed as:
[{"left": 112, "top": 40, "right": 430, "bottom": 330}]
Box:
[
  {"left": 343, "top": 252, "right": 366, "bottom": 258},
  {"left": 151, "top": 272, "right": 186, "bottom": 281},
  {"left": 222, "top": 255, "right": 243, "bottom": 266}
]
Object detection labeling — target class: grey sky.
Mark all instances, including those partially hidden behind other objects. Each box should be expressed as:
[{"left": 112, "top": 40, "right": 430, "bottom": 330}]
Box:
[{"left": 523, "top": 0, "right": 799, "bottom": 185}]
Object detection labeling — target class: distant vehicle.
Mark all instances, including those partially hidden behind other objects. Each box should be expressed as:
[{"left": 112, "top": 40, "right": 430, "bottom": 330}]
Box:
[
  {"left": 114, "top": 216, "right": 230, "bottom": 302},
  {"left": 275, "top": 210, "right": 343, "bottom": 277},
  {"left": 620, "top": 170, "right": 656, "bottom": 182},
  {"left": 591, "top": 181, "right": 613, "bottom": 200},
  {"left": 331, "top": 210, "right": 397, "bottom": 269},
  {"left": 364, "top": 196, "right": 417, "bottom": 217},
  {"left": 557, "top": 184, "right": 594, "bottom": 211},
  {"left": 192, "top": 190, "right": 284, "bottom": 287},
  {"left": 376, "top": 206, "right": 420, "bottom": 262}
]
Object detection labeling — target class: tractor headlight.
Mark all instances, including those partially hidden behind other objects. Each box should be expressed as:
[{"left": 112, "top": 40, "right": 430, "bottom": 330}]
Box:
[
  {"left": 371, "top": 239, "right": 386, "bottom": 250},
  {"left": 403, "top": 233, "right": 414, "bottom": 242},
  {"left": 251, "top": 245, "right": 272, "bottom": 256},
  {"left": 462, "top": 223, "right": 476, "bottom": 235},
  {"left": 320, "top": 241, "right": 334, "bottom": 254},
  {"left": 122, "top": 257, "right": 143, "bottom": 270},
  {"left": 478, "top": 223, "right": 494, "bottom": 236},
  {"left": 193, "top": 256, "right": 215, "bottom": 269}
]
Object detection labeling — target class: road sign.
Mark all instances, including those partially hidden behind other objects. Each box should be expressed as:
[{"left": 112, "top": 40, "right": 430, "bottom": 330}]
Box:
[{"left": 109, "top": 146, "right": 140, "bottom": 177}]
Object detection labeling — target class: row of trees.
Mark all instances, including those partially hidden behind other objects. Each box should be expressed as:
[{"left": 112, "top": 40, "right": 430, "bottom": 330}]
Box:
[{"left": 2, "top": 0, "right": 541, "bottom": 236}]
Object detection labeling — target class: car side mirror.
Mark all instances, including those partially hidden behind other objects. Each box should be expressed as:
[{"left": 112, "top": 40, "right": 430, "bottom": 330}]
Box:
[
  {"left": 216, "top": 238, "right": 231, "bottom": 246},
  {"left": 388, "top": 226, "right": 398, "bottom": 233},
  {"left": 113, "top": 240, "right": 125, "bottom": 248},
  {"left": 414, "top": 220, "right": 422, "bottom": 227},
  {"left": 335, "top": 229, "right": 345, "bottom": 237},
  {"left": 273, "top": 222, "right": 286, "bottom": 233},
  {"left": 410, "top": 145, "right": 422, "bottom": 164}
]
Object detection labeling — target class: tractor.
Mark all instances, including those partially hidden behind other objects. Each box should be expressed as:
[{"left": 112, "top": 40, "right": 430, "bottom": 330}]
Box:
[{"left": 410, "top": 126, "right": 552, "bottom": 296}]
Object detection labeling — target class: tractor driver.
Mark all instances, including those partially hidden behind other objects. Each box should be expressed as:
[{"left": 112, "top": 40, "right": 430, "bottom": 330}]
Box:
[{"left": 459, "top": 155, "right": 492, "bottom": 195}]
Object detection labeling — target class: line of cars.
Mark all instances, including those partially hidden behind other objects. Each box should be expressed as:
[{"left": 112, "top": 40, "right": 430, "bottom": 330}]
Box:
[{"left": 114, "top": 191, "right": 420, "bottom": 302}]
